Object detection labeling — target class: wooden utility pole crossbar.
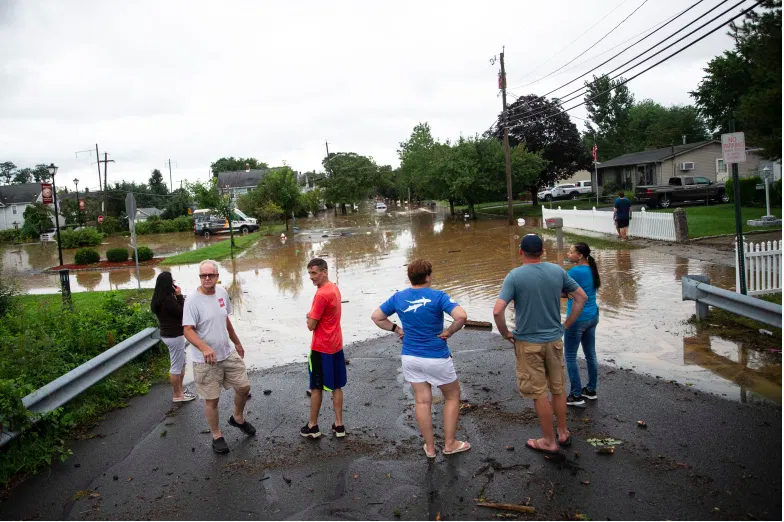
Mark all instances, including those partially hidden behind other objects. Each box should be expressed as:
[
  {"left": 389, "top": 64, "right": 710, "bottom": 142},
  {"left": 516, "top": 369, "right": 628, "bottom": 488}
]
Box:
[{"left": 98, "top": 153, "right": 115, "bottom": 215}]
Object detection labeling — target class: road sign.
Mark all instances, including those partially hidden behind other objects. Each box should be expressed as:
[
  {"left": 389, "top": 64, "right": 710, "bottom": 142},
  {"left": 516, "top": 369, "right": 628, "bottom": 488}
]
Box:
[
  {"left": 79, "top": 199, "right": 85, "bottom": 210},
  {"left": 756, "top": 184, "right": 765, "bottom": 190},
  {"left": 98, "top": 215, "right": 104, "bottom": 224},
  {"left": 721, "top": 132, "right": 746, "bottom": 163}
]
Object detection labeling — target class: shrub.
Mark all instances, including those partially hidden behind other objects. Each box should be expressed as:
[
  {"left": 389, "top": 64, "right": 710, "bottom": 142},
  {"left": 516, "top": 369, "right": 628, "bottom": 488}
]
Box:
[
  {"left": 101, "top": 216, "right": 121, "bottom": 235},
  {"left": 161, "top": 220, "right": 178, "bottom": 233},
  {"left": 173, "top": 215, "right": 194, "bottom": 232},
  {"left": 724, "top": 176, "right": 762, "bottom": 206},
  {"left": 106, "top": 247, "right": 130, "bottom": 263},
  {"left": 74, "top": 247, "right": 100, "bottom": 265},
  {"left": 137, "top": 246, "right": 154, "bottom": 262},
  {"left": 0, "top": 229, "right": 19, "bottom": 244},
  {"left": 59, "top": 227, "right": 104, "bottom": 248},
  {"left": 0, "top": 276, "right": 17, "bottom": 316}
]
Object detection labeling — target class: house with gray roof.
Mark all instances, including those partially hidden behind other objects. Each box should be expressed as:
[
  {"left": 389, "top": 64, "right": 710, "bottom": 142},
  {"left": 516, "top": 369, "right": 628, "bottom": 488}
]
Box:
[
  {"left": 596, "top": 140, "right": 773, "bottom": 193},
  {"left": 0, "top": 183, "right": 65, "bottom": 231},
  {"left": 135, "top": 207, "right": 164, "bottom": 222},
  {"left": 216, "top": 169, "right": 270, "bottom": 201}
]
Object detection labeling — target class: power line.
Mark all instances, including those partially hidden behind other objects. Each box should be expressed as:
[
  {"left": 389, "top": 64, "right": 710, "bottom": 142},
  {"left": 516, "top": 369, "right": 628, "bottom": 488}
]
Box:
[
  {"left": 504, "top": 0, "right": 747, "bottom": 123},
  {"left": 503, "top": 1, "right": 763, "bottom": 128},
  {"left": 509, "top": 0, "right": 705, "bottom": 91},
  {"left": 513, "top": 0, "right": 632, "bottom": 84}
]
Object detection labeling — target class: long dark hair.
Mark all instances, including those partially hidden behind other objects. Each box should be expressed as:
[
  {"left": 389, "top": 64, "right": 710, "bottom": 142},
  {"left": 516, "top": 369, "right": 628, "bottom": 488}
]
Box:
[
  {"left": 151, "top": 271, "right": 175, "bottom": 315},
  {"left": 573, "top": 242, "right": 600, "bottom": 290}
]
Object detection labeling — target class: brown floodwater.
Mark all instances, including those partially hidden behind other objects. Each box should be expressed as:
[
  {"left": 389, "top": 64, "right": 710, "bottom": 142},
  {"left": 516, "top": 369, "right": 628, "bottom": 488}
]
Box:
[{"left": 5, "top": 204, "right": 781, "bottom": 404}]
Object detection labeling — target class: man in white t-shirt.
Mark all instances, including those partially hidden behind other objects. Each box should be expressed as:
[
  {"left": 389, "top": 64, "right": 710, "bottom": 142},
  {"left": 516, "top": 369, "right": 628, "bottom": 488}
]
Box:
[{"left": 183, "top": 259, "right": 254, "bottom": 454}]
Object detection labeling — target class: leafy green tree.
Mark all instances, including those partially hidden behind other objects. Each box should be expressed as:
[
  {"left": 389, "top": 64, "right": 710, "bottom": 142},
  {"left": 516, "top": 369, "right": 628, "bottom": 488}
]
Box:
[
  {"left": 210, "top": 157, "right": 269, "bottom": 175},
  {"left": 161, "top": 188, "right": 192, "bottom": 219},
  {"left": 691, "top": 0, "right": 781, "bottom": 159},
  {"left": 626, "top": 101, "right": 710, "bottom": 150},
  {"left": 583, "top": 74, "right": 635, "bottom": 161},
  {"left": 298, "top": 188, "right": 325, "bottom": 216},
  {"left": 31, "top": 164, "right": 50, "bottom": 183},
  {"left": 497, "top": 95, "right": 591, "bottom": 203},
  {"left": 320, "top": 152, "right": 378, "bottom": 213},
  {"left": 0, "top": 162, "right": 15, "bottom": 184},
  {"left": 257, "top": 167, "right": 301, "bottom": 230},
  {"left": 12, "top": 168, "right": 32, "bottom": 184},
  {"left": 149, "top": 169, "right": 168, "bottom": 195},
  {"left": 20, "top": 203, "right": 53, "bottom": 239},
  {"left": 189, "top": 179, "right": 238, "bottom": 247},
  {"left": 398, "top": 123, "right": 438, "bottom": 200}
]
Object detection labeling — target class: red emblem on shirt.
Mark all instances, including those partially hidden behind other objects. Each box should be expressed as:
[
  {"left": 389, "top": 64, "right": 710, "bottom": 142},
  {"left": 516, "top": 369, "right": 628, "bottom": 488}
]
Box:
[{"left": 218, "top": 298, "right": 225, "bottom": 308}]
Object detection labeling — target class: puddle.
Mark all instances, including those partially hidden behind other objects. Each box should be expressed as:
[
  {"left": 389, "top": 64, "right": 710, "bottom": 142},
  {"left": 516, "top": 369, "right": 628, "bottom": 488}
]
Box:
[{"left": 6, "top": 204, "right": 781, "bottom": 404}]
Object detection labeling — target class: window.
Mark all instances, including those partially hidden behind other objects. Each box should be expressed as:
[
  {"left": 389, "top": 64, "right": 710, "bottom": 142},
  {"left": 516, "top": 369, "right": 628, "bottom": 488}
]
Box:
[
  {"left": 716, "top": 158, "right": 727, "bottom": 174},
  {"left": 11, "top": 205, "right": 17, "bottom": 215},
  {"left": 695, "top": 177, "right": 711, "bottom": 185}
]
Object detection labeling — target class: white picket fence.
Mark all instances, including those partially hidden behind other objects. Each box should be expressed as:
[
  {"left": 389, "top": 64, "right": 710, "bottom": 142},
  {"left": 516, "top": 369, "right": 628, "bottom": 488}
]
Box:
[
  {"left": 735, "top": 240, "right": 782, "bottom": 295},
  {"left": 541, "top": 206, "right": 677, "bottom": 241}
]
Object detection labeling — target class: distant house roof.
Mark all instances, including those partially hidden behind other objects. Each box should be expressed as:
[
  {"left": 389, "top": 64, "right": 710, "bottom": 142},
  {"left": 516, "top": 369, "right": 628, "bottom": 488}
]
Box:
[
  {"left": 216, "top": 169, "right": 269, "bottom": 189},
  {"left": 136, "top": 207, "right": 164, "bottom": 218},
  {"left": 0, "top": 183, "right": 43, "bottom": 206},
  {"left": 597, "top": 141, "right": 720, "bottom": 169}
]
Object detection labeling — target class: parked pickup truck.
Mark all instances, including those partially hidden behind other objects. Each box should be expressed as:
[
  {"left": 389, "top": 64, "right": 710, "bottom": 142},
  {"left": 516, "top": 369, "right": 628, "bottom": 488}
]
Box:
[
  {"left": 538, "top": 180, "right": 593, "bottom": 201},
  {"left": 635, "top": 176, "right": 730, "bottom": 209}
]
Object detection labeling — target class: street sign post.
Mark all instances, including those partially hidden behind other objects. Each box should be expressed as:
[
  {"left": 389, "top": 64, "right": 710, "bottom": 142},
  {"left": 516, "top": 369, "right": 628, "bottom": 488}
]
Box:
[
  {"left": 125, "top": 193, "right": 141, "bottom": 290},
  {"left": 723, "top": 126, "right": 746, "bottom": 295}
]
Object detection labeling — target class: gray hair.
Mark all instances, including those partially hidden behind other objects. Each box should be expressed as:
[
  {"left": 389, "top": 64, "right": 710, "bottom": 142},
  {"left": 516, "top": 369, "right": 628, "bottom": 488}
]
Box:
[{"left": 199, "top": 259, "right": 219, "bottom": 273}]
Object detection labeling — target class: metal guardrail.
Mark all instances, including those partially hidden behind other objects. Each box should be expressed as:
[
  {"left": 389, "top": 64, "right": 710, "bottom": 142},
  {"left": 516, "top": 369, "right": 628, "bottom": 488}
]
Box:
[
  {"left": 682, "top": 275, "right": 782, "bottom": 329},
  {"left": 0, "top": 327, "right": 161, "bottom": 448}
]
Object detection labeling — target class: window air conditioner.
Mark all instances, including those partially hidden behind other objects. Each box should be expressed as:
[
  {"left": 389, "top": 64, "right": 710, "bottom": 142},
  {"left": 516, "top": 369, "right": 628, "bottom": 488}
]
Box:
[{"left": 680, "top": 162, "right": 695, "bottom": 171}]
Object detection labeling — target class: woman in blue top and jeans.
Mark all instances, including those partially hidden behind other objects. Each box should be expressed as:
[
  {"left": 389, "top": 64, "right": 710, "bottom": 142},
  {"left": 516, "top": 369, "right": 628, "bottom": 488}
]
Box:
[
  {"left": 564, "top": 242, "right": 601, "bottom": 406},
  {"left": 371, "top": 259, "right": 470, "bottom": 459}
]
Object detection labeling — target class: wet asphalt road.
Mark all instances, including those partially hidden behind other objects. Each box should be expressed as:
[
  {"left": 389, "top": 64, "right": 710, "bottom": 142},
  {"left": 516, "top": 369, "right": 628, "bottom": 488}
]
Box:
[{"left": 1, "top": 331, "right": 781, "bottom": 521}]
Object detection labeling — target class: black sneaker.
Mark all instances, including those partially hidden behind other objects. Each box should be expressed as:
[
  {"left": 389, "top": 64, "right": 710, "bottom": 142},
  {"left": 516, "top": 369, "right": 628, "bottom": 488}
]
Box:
[
  {"left": 566, "top": 393, "right": 585, "bottom": 406},
  {"left": 332, "top": 424, "right": 346, "bottom": 438},
  {"left": 300, "top": 423, "right": 321, "bottom": 439},
  {"left": 212, "top": 436, "right": 230, "bottom": 454},
  {"left": 581, "top": 387, "right": 598, "bottom": 400},
  {"left": 228, "top": 416, "right": 256, "bottom": 436}
]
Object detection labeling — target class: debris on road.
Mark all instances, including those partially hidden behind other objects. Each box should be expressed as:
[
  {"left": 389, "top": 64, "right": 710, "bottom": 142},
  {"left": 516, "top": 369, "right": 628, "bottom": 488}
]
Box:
[
  {"left": 597, "top": 446, "right": 615, "bottom": 455},
  {"left": 587, "top": 437, "right": 623, "bottom": 447},
  {"left": 637, "top": 420, "right": 648, "bottom": 429},
  {"left": 476, "top": 501, "right": 536, "bottom": 514}
]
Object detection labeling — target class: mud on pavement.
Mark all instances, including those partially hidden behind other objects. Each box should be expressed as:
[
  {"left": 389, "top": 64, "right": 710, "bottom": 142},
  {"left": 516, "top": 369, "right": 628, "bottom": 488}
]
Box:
[{"left": 1, "top": 331, "right": 781, "bottom": 521}]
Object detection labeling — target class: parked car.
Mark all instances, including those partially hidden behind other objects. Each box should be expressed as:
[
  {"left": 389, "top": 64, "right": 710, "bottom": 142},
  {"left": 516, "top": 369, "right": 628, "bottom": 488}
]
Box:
[
  {"left": 635, "top": 176, "right": 729, "bottom": 209},
  {"left": 538, "top": 181, "right": 593, "bottom": 201},
  {"left": 375, "top": 202, "right": 388, "bottom": 211},
  {"left": 193, "top": 208, "right": 259, "bottom": 238},
  {"left": 40, "top": 228, "right": 57, "bottom": 242}
]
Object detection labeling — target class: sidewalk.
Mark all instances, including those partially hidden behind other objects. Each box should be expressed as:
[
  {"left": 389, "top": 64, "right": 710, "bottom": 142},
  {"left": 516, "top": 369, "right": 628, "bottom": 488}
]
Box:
[{"left": 2, "top": 331, "right": 780, "bottom": 520}]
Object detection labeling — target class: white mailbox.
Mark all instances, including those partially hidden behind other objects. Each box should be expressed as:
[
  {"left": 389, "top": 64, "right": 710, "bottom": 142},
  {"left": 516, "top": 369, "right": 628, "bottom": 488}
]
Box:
[{"left": 545, "top": 217, "right": 563, "bottom": 229}]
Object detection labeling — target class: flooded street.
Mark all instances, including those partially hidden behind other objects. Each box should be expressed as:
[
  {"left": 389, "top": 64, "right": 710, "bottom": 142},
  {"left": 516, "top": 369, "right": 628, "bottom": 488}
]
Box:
[{"left": 4, "top": 205, "right": 780, "bottom": 404}]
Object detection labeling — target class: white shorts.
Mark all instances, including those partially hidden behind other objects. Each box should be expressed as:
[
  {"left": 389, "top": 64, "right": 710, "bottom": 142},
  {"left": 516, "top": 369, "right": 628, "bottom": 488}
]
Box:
[
  {"left": 162, "top": 336, "right": 187, "bottom": 375},
  {"left": 401, "top": 355, "right": 457, "bottom": 387}
]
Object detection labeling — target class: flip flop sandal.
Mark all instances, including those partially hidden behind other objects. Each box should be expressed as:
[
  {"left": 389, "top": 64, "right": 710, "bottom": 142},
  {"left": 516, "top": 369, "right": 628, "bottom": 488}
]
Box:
[
  {"left": 423, "top": 444, "right": 436, "bottom": 459},
  {"left": 558, "top": 435, "right": 572, "bottom": 447},
  {"left": 443, "top": 441, "right": 471, "bottom": 455},
  {"left": 526, "top": 439, "right": 561, "bottom": 455}
]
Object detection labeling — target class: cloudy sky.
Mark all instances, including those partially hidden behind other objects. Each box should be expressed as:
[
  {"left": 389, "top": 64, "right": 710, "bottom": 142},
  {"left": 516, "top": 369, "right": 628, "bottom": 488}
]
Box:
[{"left": 1, "top": 0, "right": 748, "bottom": 191}]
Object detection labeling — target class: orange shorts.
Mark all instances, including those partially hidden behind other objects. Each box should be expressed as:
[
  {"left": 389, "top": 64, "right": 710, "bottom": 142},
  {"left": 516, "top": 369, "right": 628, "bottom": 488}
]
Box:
[{"left": 514, "top": 339, "right": 566, "bottom": 399}]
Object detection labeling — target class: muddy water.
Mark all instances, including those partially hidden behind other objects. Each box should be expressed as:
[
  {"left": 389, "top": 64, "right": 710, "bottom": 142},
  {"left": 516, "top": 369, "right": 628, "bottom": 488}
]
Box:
[{"left": 7, "top": 205, "right": 781, "bottom": 404}]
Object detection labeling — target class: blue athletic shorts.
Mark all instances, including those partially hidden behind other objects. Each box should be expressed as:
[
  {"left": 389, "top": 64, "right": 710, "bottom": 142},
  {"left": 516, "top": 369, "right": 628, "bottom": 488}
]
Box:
[{"left": 308, "top": 350, "right": 347, "bottom": 391}]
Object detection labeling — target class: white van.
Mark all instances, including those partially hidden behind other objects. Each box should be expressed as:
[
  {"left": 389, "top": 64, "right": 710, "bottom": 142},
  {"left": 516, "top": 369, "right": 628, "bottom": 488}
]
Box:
[{"left": 193, "top": 208, "right": 259, "bottom": 238}]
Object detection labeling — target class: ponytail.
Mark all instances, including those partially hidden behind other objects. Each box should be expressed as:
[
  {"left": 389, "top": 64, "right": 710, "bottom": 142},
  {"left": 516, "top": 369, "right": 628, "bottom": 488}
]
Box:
[{"left": 573, "top": 242, "right": 600, "bottom": 290}]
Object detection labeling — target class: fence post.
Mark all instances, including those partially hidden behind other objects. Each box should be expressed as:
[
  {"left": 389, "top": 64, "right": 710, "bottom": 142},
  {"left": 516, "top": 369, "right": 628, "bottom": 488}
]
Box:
[
  {"left": 735, "top": 242, "right": 741, "bottom": 293},
  {"left": 673, "top": 207, "right": 689, "bottom": 243}
]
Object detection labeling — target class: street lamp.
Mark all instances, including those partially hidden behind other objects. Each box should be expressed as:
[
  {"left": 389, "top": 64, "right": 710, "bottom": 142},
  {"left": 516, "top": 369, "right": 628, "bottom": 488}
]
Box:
[
  {"left": 48, "top": 163, "right": 64, "bottom": 267},
  {"left": 73, "top": 178, "right": 80, "bottom": 226},
  {"left": 762, "top": 166, "right": 773, "bottom": 219}
]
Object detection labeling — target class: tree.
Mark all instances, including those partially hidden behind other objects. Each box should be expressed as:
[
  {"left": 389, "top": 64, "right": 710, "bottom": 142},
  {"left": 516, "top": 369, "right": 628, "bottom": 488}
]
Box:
[
  {"left": 298, "top": 188, "right": 325, "bottom": 216},
  {"left": 398, "top": 123, "right": 438, "bottom": 200},
  {"left": 32, "top": 164, "right": 50, "bottom": 183},
  {"left": 12, "top": 168, "right": 32, "bottom": 184},
  {"left": 210, "top": 157, "right": 269, "bottom": 175},
  {"left": 162, "top": 188, "right": 192, "bottom": 219},
  {"left": 583, "top": 75, "right": 635, "bottom": 161},
  {"left": 149, "top": 169, "right": 168, "bottom": 195},
  {"left": 257, "top": 167, "right": 301, "bottom": 230},
  {"left": 320, "top": 152, "right": 378, "bottom": 213},
  {"left": 20, "top": 203, "right": 53, "bottom": 239},
  {"left": 498, "top": 95, "right": 591, "bottom": 203},
  {"left": 189, "top": 179, "right": 238, "bottom": 247},
  {"left": 627, "top": 101, "right": 710, "bottom": 150},
  {"left": 691, "top": 0, "right": 781, "bottom": 159},
  {"left": 0, "top": 162, "right": 15, "bottom": 184}
]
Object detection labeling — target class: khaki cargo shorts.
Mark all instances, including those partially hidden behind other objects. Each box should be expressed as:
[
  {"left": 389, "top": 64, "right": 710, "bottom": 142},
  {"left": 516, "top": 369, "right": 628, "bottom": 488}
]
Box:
[
  {"left": 193, "top": 351, "right": 250, "bottom": 400},
  {"left": 514, "top": 339, "right": 566, "bottom": 399}
]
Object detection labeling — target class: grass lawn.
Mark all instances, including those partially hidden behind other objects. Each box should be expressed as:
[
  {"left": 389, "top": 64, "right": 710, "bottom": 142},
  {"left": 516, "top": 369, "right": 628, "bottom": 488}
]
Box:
[
  {"left": 453, "top": 198, "right": 613, "bottom": 217},
  {"left": 161, "top": 227, "right": 282, "bottom": 266},
  {"left": 17, "top": 288, "right": 151, "bottom": 310},
  {"left": 652, "top": 205, "right": 782, "bottom": 238}
]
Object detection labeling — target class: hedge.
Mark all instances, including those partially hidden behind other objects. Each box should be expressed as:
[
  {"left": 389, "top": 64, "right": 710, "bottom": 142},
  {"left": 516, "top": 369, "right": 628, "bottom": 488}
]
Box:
[
  {"left": 106, "top": 247, "right": 130, "bottom": 263},
  {"left": 74, "top": 248, "right": 100, "bottom": 265},
  {"left": 725, "top": 177, "right": 783, "bottom": 206},
  {"left": 137, "top": 246, "right": 154, "bottom": 262},
  {"left": 59, "top": 228, "right": 105, "bottom": 248}
]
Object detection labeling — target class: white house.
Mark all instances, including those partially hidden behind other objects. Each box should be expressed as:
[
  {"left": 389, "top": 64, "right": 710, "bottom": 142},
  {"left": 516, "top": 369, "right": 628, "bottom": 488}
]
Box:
[
  {"left": 135, "top": 207, "right": 164, "bottom": 222},
  {"left": 0, "top": 183, "right": 65, "bottom": 231}
]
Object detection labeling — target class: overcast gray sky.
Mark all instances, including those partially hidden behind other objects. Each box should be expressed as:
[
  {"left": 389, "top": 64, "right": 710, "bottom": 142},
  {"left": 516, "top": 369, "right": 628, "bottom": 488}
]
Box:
[{"left": 1, "top": 0, "right": 746, "bottom": 191}]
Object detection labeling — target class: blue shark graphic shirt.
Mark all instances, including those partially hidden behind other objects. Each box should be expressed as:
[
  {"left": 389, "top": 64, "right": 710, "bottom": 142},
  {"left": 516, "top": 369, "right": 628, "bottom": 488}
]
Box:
[{"left": 379, "top": 287, "right": 459, "bottom": 358}]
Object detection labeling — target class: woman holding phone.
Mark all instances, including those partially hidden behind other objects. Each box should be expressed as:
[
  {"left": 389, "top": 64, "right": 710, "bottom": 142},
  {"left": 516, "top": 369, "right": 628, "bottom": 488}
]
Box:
[{"left": 151, "top": 271, "right": 195, "bottom": 402}]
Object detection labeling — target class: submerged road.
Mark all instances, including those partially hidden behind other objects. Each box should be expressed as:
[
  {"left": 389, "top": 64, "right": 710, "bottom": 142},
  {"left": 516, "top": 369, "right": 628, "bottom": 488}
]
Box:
[{"left": 1, "top": 331, "right": 780, "bottom": 520}]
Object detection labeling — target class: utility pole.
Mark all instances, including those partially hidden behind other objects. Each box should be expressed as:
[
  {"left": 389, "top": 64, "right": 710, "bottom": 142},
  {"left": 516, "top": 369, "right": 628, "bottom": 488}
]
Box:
[
  {"left": 95, "top": 144, "right": 102, "bottom": 194},
  {"left": 729, "top": 119, "right": 747, "bottom": 295},
  {"left": 325, "top": 140, "right": 337, "bottom": 216},
  {"left": 500, "top": 48, "right": 514, "bottom": 225},
  {"left": 98, "top": 153, "right": 115, "bottom": 216},
  {"left": 167, "top": 159, "right": 175, "bottom": 192}
]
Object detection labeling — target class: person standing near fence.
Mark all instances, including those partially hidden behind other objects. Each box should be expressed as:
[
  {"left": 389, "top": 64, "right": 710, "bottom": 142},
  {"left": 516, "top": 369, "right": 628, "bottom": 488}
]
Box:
[
  {"left": 563, "top": 243, "right": 601, "bottom": 407},
  {"left": 151, "top": 271, "right": 195, "bottom": 403},
  {"left": 614, "top": 191, "right": 632, "bottom": 241}
]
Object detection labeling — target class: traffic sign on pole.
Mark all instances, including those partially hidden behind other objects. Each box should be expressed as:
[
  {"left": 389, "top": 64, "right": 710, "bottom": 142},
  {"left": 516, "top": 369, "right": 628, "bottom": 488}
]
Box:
[
  {"left": 721, "top": 132, "right": 746, "bottom": 164},
  {"left": 98, "top": 215, "right": 104, "bottom": 224}
]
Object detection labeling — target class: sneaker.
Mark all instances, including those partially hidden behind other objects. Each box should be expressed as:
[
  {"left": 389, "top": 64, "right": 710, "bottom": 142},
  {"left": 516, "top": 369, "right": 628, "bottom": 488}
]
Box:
[
  {"left": 212, "top": 436, "right": 230, "bottom": 454},
  {"left": 581, "top": 387, "right": 598, "bottom": 400},
  {"left": 173, "top": 392, "right": 196, "bottom": 403},
  {"left": 300, "top": 423, "right": 321, "bottom": 439},
  {"left": 332, "top": 424, "right": 346, "bottom": 438},
  {"left": 566, "top": 393, "right": 585, "bottom": 406},
  {"left": 228, "top": 416, "right": 256, "bottom": 436}
]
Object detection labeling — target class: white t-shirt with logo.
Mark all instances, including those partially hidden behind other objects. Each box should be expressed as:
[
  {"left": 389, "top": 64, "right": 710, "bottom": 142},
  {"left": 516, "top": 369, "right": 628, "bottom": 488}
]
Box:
[{"left": 182, "top": 286, "right": 234, "bottom": 363}]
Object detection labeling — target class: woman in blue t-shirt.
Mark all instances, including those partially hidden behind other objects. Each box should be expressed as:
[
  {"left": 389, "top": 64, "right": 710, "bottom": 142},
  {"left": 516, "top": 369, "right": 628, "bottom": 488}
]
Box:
[
  {"left": 564, "top": 242, "right": 601, "bottom": 406},
  {"left": 371, "top": 259, "right": 471, "bottom": 459}
]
